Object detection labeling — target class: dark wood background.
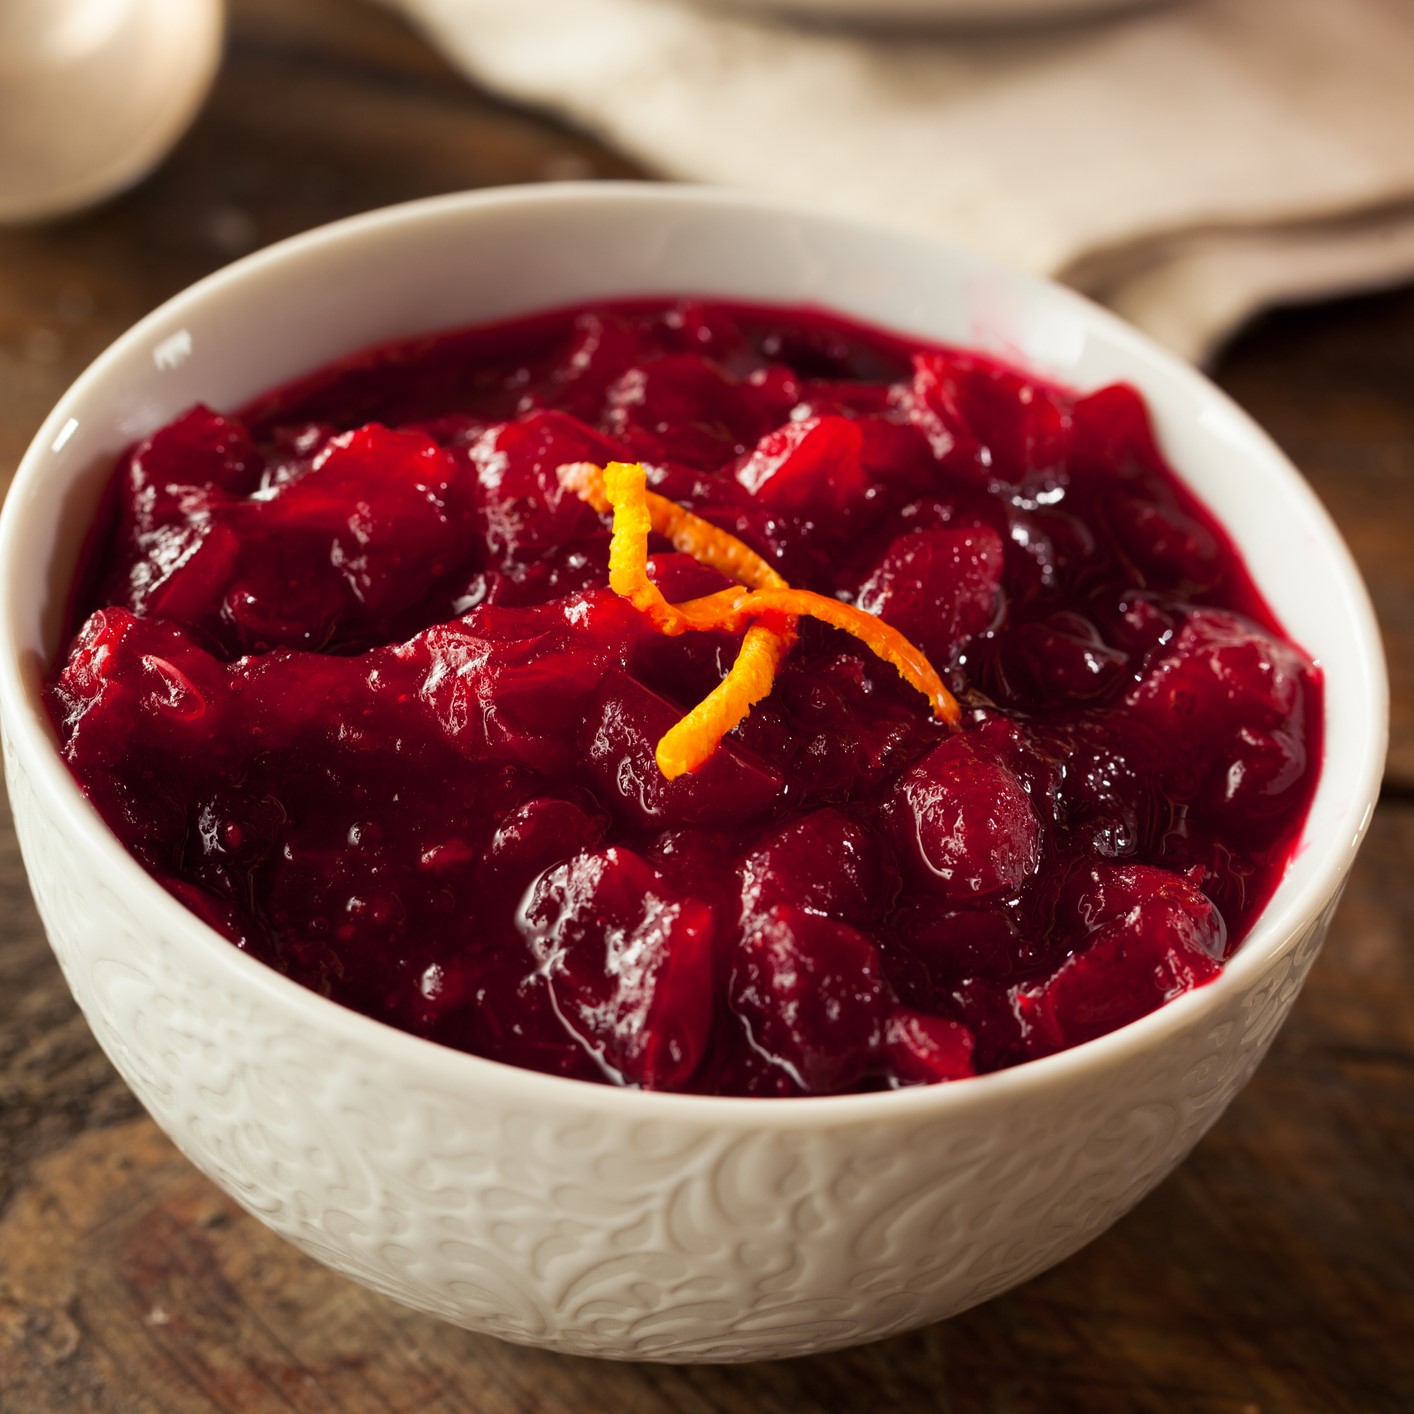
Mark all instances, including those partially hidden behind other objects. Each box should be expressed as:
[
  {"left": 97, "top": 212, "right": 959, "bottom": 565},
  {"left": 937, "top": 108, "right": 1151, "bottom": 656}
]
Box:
[{"left": 2, "top": 2, "right": 1411, "bottom": 1409}]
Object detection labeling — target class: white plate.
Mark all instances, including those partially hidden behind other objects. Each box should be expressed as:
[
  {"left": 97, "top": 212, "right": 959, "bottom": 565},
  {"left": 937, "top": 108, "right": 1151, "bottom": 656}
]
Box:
[{"left": 716, "top": 0, "right": 1166, "bottom": 26}]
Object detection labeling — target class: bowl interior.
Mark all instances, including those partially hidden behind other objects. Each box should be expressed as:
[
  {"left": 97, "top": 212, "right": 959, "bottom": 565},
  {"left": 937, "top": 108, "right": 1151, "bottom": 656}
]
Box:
[{"left": 0, "top": 183, "right": 1387, "bottom": 1066}]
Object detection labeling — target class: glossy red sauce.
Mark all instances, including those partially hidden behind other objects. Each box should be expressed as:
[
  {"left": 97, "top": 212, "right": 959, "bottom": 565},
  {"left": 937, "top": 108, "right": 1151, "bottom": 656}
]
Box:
[{"left": 47, "top": 299, "right": 1322, "bottom": 1095}]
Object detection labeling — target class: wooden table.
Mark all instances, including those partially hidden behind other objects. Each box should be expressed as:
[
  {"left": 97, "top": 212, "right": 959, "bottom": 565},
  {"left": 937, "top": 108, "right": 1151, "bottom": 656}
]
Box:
[{"left": 2, "top": 3, "right": 1411, "bottom": 1408}]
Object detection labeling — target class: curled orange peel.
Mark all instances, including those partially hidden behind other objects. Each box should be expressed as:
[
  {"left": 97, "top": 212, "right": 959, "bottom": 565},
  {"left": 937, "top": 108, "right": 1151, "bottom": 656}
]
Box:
[
  {"left": 557, "top": 459, "right": 959, "bottom": 778},
  {"left": 727, "top": 589, "right": 957, "bottom": 727},
  {"left": 560, "top": 461, "right": 785, "bottom": 595},
  {"left": 657, "top": 620, "right": 795, "bottom": 778}
]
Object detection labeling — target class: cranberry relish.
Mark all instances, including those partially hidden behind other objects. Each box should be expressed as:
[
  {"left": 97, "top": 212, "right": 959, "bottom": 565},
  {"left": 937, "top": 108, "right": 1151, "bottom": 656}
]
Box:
[{"left": 48, "top": 298, "right": 1322, "bottom": 1096}]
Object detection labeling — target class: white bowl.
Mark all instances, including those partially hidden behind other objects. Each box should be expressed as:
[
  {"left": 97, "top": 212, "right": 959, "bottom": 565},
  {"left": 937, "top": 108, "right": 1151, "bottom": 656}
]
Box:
[{"left": 0, "top": 184, "right": 1387, "bottom": 1363}]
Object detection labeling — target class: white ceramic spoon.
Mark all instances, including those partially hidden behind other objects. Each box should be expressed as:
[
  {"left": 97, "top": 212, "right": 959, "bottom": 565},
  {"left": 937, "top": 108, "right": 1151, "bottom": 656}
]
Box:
[{"left": 0, "top": 0, "right": 224, "bottom": 224}]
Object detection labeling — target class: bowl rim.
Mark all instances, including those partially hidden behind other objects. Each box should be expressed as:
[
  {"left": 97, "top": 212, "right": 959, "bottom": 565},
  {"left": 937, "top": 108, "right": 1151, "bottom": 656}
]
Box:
[{"left": 0, "top": 181, "right": 1390, "bottom": 1129}]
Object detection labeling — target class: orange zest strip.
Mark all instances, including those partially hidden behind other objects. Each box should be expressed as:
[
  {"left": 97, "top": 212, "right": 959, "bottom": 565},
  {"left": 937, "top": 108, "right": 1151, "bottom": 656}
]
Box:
[
  {"left": 557, "top": 459, "right": 958, "bottom": 778},
  {"left": 668, "top": 587, "right": 758, "bottom": 631},
  {"left": 557, "top": 460, "right": 612, "bottom": 513},
  {"left": 560, "top": 461, "right": 785, "bottom": 594},
  {"left": 645, "top": 497, "right": 786, "bottom": 593},
  {"left": 656, "top": 621, "right": 794, "bottom": 778},
  {"left": 598, "top": 461, "right": 686, "bottom": 634},
  {"left": 733, "top": 589, "right": 960, "bottom": 726},
  {"left": 666, "top": 585, "right": 958, "bottom": 726}
]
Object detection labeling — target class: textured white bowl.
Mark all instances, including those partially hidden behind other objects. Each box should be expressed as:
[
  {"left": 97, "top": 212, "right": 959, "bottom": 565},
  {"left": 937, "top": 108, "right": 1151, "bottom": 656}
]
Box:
[{"left": 0, "top": 185, "right": 1387, "bottom": 1363}]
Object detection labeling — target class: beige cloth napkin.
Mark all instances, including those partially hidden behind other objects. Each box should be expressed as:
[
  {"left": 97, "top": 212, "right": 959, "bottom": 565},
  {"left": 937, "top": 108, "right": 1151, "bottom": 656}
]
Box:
[{"left": 384, "top": 0, "right": 1414, "bottom": 363}]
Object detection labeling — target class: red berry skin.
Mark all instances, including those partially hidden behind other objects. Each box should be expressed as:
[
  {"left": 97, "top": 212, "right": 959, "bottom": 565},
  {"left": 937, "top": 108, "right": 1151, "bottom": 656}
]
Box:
[
  {"left": 125, "top": 404, "right": 261, "bottom": 499},
  {"left": 465, "top": 408, "right": 616, "bottom": 562},
  {"left": 1203, "top": 725, "right": 1310, "bottom": 834},
  {"left": 734, "top": 415, "right": 869, "bottom": 517},
  {"left": 520, "top": 847, "right": 718, "bottom": 1089},
  {"left": 1124, "top": 609, "right": 1312, "bottom": 807},
  {"left": 882, "top": 736, "right": 1041, "bottom": 903},
  {"left": 604, "top": 355, "right": 775, "bottom": 467},
  {"left": 883, "top": 1009, "right": 976, "bottom": 1085},
  {"left": 1060, "top": 861, "right": 1228, "bottom": 958},
  {"left": 1022, "top": 863, "right": 1226, "bottom": 1053},
  {"left": 730, "top": 905, "right": 888, "bottom": 1093},
  {"left": 993, "top": 613, "right": 1128, "bottom": 706},
  {"left": 894, "top": 903, "right": 1031, "bottom": 986},
  {"left": 896, "top": 353, "right": 984, "bottom": 474},
  {"left": 472, "top": 796, "right": 606, "bottom": 904},
  {"left": 896, "top": 351, "right": 1071, "bottom": 485},
  {"left": 552, "top": 312, "right": 642, "bottom": 417},
  {"left": 856, "top": 526, "right": 1004, "bottom": 668},
  {"left": 945, "top": 978, "right": 1032, "bottom": 1072},
  {"left": 1106, "top": 492, "right": 1221, "bottom": 592},
  {"left": 417, "top": 595, "right": 640, "bottom": 777},
  {"left": 1070, "top": 383, "right": 1165, "bottom": 479},
  {"left": 53, "top": 609, "right": 226, "bottom": 769},
  {"left": 738, "top": 808, "right": 888, "bottom": 925}
]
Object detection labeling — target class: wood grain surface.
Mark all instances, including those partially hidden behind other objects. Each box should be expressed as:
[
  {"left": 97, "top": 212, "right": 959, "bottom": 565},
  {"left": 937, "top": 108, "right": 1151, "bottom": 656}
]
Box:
[{"left": 2, "top": 2, "right": 1411, "bottom": 1409}]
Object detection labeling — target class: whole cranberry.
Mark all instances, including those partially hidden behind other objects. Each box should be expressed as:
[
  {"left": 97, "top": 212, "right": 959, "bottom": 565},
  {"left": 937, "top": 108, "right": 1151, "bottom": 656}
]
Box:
[
  {"left": 520, "top": 847, "right": 717, "bottom": 1089},
  {"left": 894, "top": 903, "right": 1029, "bottom": 985},
  {"left": 855, "top": 526, "right": 1004, "bottom": 668},
  {"left": 882, "top": 736, "right": 1040, "bottom": 902},
  {"left": 730, "top": 905, "right": 887, "bottom": 1093},
  {"left": 738, "top": 808, "right": 888, "bottom": 924},
  {"left": 1070, "top": 383, "right": 1165, "bottom": 479},
  {"left": 894, "top": 352, "right": 986, "bottom": 476},
  {"left": 1020, "top": 863, "right": 1226, "bottom": 1052},
  {"left": 994, "top": 613, "right": 1128, "bottom": 705},
  {"left": 553, "top": 312, "right": 640, "bottom": 414},
  {"left": 1106, "top": 492, "right": 1220, "bottom": 591},
  {"left": 1204, "top": 725, "right": 1310, "bottom": 833},
  {"left": 472, "top": 796, "right": 606, "bottom": 901},
  {"left": 466, "top": 409, "right": 616, "bottom": 561},
  {"left": 605, "top": 356, "right": 765, "bottom": 466},
  {"left": 125, "top": 404, "right": 259, "bottom": 499},
  {"left": 734, "top": 415, "right": 869, "bottom": 517},
  {"left": 1127, "top": 609, "right": 1306, "bottom": 746},
  {"left": 883, "top": 1009, "right": 975, "bottom": 1085},
  {"left": 1125, "top": 609, "right": 1312, "bottom": 802},
  {"left": 1059, "top": 861, "right": 1227, "bottom": 959}
]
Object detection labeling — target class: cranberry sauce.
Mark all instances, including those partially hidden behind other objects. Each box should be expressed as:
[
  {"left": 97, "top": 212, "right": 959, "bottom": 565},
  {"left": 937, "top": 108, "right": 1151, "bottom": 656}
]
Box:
[{"left": 47, "top": 299, "right": 1322, "bottom": 1095}]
